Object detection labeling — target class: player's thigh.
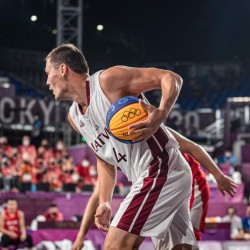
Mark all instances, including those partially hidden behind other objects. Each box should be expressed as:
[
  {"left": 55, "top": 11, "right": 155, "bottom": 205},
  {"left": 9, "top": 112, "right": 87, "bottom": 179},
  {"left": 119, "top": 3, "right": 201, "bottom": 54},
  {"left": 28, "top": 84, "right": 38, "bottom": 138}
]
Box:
[{"left": 104, "top": 226, "right": 144, "bottom": 250}]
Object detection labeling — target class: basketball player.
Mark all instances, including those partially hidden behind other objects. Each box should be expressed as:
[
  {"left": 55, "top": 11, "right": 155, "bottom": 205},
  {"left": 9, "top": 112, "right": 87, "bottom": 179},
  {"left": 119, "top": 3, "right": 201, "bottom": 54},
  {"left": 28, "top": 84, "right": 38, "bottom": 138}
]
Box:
[
  {"left": 0, "top": 198, "right": 33, "bottom": 250},
  {"left": 45, "top": 43, "right": 196, "bottom": 250},
  {"left": 164, "top": 128, "right": 236, "bottom": 242},
  {"left": 70, "top": 127, "right": 237, "bottom": 250}
]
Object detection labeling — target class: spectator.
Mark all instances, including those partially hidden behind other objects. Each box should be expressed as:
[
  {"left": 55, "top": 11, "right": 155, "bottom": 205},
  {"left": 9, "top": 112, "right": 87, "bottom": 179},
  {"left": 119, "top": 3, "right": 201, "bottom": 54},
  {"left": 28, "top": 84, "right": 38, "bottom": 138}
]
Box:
[
  {"left": 222, "top": 207, "right": 244, "bottom": 240},
  {"left": 61, "top": 157, "right": 79, "bottom": 185},
  {"left": 0, "top": 198, "right": 33, "bottom": 250},
  {"left": 218, "top": 149, "right": 237, "bottom": 166},
  {"left": 0, "top": 136, "right": 12, "bottom": 158},
  {"left": 44, "top": 203, "right": 63, "bottom": 222},
  {"left": 217, "top": 149, "right": 237, "bottom": 176},
  {"left": 40, "top": 139, "right": 53, "bottom": 165},
  {"left": 242, "top": 205, "right": 250, "bottom": 234},
  {"left": 76, "top": 157, "right": 91, "bottom": 181},
  {"left": 18, "top": 136, "right": 37, "bottom": 164},
  {"left": 10, "top": 147, "right": 21, "bottom": 166},
  {"left": 87, "top": 165, "right": 98, "bottom": 185},
  {"left": 19, "top": 153, "right": 33, "bottom": 184},
  {"left": 44, "top": 157, "right": 62, "bottom": 191},
  {"left": 53, "top": 140, "right": 65, "bottom": 160}
]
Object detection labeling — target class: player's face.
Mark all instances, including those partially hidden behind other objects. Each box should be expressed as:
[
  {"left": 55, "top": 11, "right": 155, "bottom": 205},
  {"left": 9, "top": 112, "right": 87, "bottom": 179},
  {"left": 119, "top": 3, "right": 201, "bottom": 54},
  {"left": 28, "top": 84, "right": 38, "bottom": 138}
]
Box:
[
  {"left": 45, "top": 60, "right": 67, "bottom": 100},
  {"left": 7, "top": 200, "right": 18, "bottom": 213}
]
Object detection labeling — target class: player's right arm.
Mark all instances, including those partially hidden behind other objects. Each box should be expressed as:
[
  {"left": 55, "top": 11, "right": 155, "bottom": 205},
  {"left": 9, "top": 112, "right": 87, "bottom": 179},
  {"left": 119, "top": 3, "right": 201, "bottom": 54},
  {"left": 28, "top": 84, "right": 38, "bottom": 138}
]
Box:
[
  {"left": 100, "top": 66, "right": 183, "bottom": 142},
  {"left": 167, "top": 127, "right": 238, "bottom": 197},
  {"left": 95, "top": 155, "right": 116, "bottom": 232},
  {"left": 68, "top": 113, "right": 81, "bottom": 134}
]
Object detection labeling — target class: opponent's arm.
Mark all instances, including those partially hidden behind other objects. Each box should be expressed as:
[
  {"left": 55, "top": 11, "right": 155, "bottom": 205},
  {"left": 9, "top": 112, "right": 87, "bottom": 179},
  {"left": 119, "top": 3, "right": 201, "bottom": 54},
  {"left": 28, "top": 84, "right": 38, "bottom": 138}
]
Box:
[
  {"left": 100, "top": 66, "right": 183, "bottom": 141},
  {"left": 71, "top": 182, "right": 100, "bottom": 250},
  {"left": 95, "top": 155, "right": 116, "bottom": 232},
  {"left": 168, "top": 127, "right": 237, "bottom": 197}
]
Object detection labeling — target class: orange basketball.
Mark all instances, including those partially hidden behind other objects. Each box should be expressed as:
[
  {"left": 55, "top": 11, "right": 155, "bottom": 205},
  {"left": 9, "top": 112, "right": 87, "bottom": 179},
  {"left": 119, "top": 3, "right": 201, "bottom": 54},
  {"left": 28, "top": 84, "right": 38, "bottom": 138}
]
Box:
[{"left": 106, "top": 96, "right": 148, "bottom": 143}]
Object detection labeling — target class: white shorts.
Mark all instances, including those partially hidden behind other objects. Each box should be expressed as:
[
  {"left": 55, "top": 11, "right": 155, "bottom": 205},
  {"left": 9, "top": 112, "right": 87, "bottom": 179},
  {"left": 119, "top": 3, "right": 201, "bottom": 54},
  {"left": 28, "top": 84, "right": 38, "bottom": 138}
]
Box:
[{"left": 111, "top": 148, "right": 199, "bottom": 249}]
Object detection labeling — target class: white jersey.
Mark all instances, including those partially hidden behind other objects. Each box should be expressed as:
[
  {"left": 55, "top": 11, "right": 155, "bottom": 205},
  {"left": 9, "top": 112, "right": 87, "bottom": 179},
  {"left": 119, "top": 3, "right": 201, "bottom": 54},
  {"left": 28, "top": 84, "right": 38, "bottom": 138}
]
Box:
[{"left": 69, "top": 70, "right": 178, "bottom": 183}]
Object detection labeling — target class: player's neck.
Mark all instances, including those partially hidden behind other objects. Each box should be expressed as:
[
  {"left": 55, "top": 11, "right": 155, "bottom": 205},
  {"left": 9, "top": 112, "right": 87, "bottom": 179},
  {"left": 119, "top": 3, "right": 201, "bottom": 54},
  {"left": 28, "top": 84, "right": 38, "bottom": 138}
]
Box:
[
  {"left": 8, "top": 210, "right": 16, "bottom": 215},
  {"left": 72, "top": 78, "right": 88, "bottom": 108},
  {"left": 71, "top": 76, "right": 88, "bottom": 109}
]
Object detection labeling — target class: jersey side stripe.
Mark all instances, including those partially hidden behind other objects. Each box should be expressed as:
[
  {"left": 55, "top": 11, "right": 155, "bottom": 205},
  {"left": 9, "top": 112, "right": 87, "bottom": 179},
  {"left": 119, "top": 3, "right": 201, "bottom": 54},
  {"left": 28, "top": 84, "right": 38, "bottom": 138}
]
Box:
[
  {"left": 154, "top": 127, "right": 169, "bottom": 148},
  {"left": 130, "top": 152, "right": 169, "bottom": 234},
  {"left": 116, "top": 150, "right": 169, "bottom": 234},
  {"left": 86, "top": 80, "right": 90, "bottom": 105}
]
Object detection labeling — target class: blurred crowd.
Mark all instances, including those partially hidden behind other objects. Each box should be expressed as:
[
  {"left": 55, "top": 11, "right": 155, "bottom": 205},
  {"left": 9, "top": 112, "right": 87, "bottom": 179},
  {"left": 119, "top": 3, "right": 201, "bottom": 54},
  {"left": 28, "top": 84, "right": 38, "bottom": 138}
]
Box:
[
  {"left": 0, "top": 135, "right": 98, "bottom": 192},
  {"left": 222, "top": 205, "right": 250, "bottom": 240}
]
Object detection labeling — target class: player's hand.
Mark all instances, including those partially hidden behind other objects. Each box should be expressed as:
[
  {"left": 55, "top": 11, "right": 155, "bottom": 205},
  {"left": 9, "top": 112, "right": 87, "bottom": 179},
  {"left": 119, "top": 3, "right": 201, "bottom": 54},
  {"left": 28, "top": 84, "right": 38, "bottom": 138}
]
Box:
[
  {"left": 95, "top": 202, "right": 111, "bottom": 232},
  {"left": 20, "top": 233, "right": 26, "bottom": 242},
  {"left": 71, "top": 235, "right": 84, "bottom": 250},
  {"left": 216, "top": 174, "right": 238, "bottom": 197},
  {"left": 128, "top": 99, "right": 165, "bottom": 142}
]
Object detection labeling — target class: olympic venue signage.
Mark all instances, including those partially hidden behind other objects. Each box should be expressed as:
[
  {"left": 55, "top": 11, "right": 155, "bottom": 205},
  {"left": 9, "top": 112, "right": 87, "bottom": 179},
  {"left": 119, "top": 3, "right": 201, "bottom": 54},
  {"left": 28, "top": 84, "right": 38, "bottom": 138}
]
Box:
[
  {"left": 0, "top": 97, "right": 69, "bottom": 126},
  {"left": 0, "top": 97, "right": 216, "bottom": 129},
  {"left": 167, "top": 110, "right": 216, "bottom": 131}
]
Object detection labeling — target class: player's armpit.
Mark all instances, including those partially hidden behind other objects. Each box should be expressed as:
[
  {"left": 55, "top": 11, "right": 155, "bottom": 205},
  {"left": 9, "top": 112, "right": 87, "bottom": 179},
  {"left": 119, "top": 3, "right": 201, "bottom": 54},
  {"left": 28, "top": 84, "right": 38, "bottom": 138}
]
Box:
[{"left": 68, "top": 113, "right": 81, "bottom": 134}]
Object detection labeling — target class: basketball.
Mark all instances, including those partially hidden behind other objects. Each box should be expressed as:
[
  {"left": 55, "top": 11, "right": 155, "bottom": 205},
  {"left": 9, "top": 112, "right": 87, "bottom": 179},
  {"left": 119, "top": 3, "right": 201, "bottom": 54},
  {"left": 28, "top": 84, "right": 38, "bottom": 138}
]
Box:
[{"left": 106, "top": 96, "right": 148, "bottom": 144}]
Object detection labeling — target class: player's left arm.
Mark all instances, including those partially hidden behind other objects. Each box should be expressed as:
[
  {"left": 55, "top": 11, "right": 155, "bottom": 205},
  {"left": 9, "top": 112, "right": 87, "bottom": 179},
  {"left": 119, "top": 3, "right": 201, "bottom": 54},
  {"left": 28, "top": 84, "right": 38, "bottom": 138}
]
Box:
[
  {"left": 94, "top": 155, "right": 116, "bottom": 232},
  {"left": 18, "top": 211, "right": 27, "bottom": 241},
  {"left": 167, "top": 127, "right": 238, "bottom": 197},
  {"left": 100, "top": 66, "right": 183, "bottom": 141}
]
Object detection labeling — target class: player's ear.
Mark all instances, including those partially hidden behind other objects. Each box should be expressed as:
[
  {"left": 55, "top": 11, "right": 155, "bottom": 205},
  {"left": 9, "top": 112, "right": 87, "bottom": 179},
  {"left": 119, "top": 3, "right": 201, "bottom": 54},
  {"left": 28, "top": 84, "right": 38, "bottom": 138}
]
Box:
[{"left": 60, "top": 63, "right": 68, "bottom": 77}]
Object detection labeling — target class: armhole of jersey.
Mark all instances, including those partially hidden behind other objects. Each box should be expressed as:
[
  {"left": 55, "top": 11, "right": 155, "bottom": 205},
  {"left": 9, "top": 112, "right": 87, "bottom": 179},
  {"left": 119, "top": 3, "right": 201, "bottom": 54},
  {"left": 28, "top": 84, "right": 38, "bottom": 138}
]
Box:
[
  {"left": 69, "top": 102, "right": 81, "bottom": 133},
  {"left": 94, "top": 70, "right": 112, "bottom": 105}
]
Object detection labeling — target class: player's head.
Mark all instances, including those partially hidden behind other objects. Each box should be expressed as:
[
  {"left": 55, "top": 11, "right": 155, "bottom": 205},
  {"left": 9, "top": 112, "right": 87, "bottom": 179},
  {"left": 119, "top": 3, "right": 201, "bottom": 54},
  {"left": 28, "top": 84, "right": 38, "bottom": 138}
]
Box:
[
  {"left": 48, "top": 203, "right": 59, "bottom": 217},
  {"left": 6, "top": 198, "right": 18, "bottom": 213},
  {"left": 45, "top": 44, "right": 89, "bottom": 100}
]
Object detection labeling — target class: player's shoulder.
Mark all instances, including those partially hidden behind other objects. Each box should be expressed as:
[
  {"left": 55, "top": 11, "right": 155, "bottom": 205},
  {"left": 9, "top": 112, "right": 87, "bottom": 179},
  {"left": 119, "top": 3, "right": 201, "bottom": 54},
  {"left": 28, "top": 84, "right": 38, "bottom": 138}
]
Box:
[
  {"left": 17, "top": 210, "right": 24, "bottom": 218},
  {"left": 0, "top": 210, "right": 6, "bottom": 218},
  {"left": 99, "top": 65, "right": 133, "bottom": 85}
]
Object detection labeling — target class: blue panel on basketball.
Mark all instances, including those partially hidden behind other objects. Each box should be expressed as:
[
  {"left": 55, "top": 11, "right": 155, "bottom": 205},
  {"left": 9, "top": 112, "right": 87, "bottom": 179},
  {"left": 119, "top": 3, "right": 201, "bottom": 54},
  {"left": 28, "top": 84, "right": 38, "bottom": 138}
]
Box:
[{"left": 106, "top": 96, "right": 148, "bottom": 144}]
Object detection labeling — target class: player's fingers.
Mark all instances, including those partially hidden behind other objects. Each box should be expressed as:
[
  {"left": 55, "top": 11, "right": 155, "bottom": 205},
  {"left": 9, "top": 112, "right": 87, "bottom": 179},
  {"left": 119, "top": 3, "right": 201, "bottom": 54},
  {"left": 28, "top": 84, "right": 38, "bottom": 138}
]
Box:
[
  {"left": 132, "top": 133, "right": 152, "bottom": 142},
  {"left": 231, "top": 182, "right": 238, "bottom": 188},
  {"left": 228, "top": 189, "right": 236, "bottom": 197},
  {"left": 128, "top": 121, "right": 147, "bottom": 129},
  {"left": 98, "top": 223, "right": 109, "bottom": 232},
  {"left": 128, "top": 127, "right": 147, "bottom": 135},
  {"left": 220, "top": 189, "right": 225, "bottom": 196}
]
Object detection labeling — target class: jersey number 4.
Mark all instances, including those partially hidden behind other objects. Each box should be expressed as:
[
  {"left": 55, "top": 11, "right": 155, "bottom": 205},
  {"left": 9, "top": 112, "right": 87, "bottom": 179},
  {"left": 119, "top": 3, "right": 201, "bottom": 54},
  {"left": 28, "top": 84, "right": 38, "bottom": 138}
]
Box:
[{"left": 113, "top": 148, "right": 127, "bottom": 163}]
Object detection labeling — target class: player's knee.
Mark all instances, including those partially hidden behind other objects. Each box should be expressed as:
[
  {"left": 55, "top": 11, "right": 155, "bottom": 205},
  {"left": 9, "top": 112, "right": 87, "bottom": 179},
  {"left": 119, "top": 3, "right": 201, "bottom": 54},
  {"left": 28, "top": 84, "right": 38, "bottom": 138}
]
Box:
[
  {"left": 104, "top": 236, "right": 132, "bottom": 250},
  {"left": 104, "top": 238, "right": 120, "bottom": 250}
]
